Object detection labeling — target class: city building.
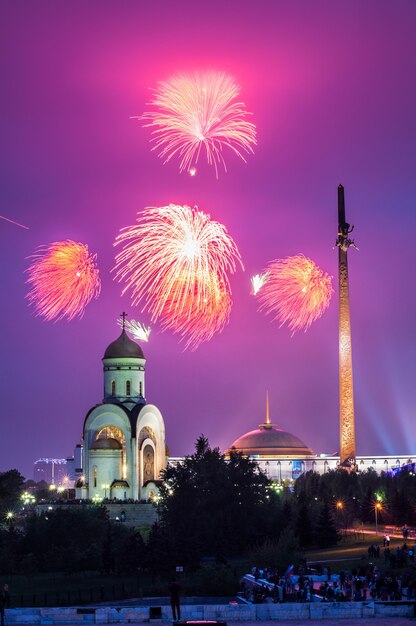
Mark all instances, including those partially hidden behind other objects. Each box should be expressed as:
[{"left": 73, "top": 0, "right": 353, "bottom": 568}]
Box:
[{"left": 33, "top": 458, "right": 68, "bottom": 484}]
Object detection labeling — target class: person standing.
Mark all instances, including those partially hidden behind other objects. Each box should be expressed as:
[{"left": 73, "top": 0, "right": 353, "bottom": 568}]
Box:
[
  {"left": 0, "top": 584, "right": 10, "bottom": 626},
  {"left": 3, "top": 586, "right": 9, "bottom": 608},
  {"left": 169, "top": 578, "right": 181, "bottom": 621}
]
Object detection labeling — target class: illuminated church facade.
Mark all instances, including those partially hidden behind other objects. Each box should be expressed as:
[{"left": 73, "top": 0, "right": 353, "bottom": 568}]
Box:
[{"left": 77, "top": 323, "right": 167, "bottom": 501}]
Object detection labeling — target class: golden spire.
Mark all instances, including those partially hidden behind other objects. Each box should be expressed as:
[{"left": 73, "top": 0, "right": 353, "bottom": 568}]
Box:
[
  {"left": 260, "top": 390, "right": 274, "bottom": 430},
  {"left": 266, "top": 389, "right": 270, "bottom": 425},
  {"left": 337, "top": 185, "right": 357, "bottom": 468}
]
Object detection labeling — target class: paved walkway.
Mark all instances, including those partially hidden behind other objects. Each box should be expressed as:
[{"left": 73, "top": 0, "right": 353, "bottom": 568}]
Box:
[
  {"left": 74, "top": 620, "right": 416, "bottom": 626},
  {"left": 8, "top": 615, "right": 416, "bottom": 626}
]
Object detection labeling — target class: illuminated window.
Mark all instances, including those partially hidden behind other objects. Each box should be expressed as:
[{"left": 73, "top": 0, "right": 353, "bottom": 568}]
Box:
[
  {"left": 111, "top": 381, "right": 116, "bottom": 396},
  {"left": 126, "top": 380, "right": 131, "bottom": 396},
  {"left": 291, "top": 460, "right": 302, "bottom": 479},
  {"left": 93, "top": 467, "right": 97, "bottom": 488},
  {"left": 97, "top": 426, "right": 125, "bottom": 444}
]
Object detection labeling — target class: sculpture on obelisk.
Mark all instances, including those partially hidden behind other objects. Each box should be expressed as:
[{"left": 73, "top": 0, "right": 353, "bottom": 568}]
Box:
[{"left": 336, "top": 185, "right": 357, "bottom": 468}]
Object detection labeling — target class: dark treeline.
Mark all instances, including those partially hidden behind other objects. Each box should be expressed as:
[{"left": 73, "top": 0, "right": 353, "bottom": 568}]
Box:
[
  {"left": 295, "top": 465, "right": 416, "bottom": 526},
  {"left": 0, "top": 441, "right": 415, "bottom": 577},
  {"left": 0, "top": 506, "right": 147, "bottom": 576}
]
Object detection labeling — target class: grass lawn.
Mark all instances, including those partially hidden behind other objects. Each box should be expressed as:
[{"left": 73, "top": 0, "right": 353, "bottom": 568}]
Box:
[{"left": 305, "top": 530, "right": 407, "bottom": 571}]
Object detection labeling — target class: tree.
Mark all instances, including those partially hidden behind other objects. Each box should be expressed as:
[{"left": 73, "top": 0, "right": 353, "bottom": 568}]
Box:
[
  {"left": 314, "top": 502, "right": 339, "bottom": 548},
  {"left": 295, "top": 502, "right": 314, "bottom": 548},
  {"left": 156, "top": 435, "right": 271, "bottom": 566},
  {"left": 0, "top": 469, "right": 25, "bottom": 514}
]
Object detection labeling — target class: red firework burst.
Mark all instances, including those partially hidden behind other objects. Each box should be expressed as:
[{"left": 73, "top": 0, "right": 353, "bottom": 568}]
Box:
[
  {"left": 26, "top": 240, "right": 101, "bottom": 321},
  {"left": 256, "top": 255, "right": 333, "bottom": 334}
]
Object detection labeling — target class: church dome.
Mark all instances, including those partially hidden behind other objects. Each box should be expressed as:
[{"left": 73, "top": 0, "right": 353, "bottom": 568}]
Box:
[
  {"left": 230, "top": 426, "right": 313, "bottom": 457},
  {"left": 90, "top": 437, "right": 122, "bottom": 451},
  {"left": 103, "top": 329, "right": 144, "bottom": 359}
]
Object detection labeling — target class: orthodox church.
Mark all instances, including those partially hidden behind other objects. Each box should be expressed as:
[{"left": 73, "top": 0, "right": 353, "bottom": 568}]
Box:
[{"left": 77, "top": 319, "right": 167, "bottom": 501}]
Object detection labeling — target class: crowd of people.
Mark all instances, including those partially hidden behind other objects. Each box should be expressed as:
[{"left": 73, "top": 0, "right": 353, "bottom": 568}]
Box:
[
  {"left": 241, "top": 559, "right": 416, "bottom": 604},
  {"left": 368, "top": 540, "right": 416, "bottom": 568},
  {"left": 320, "top": 565, "right": 404, "bottom": 602},
  {"left": 241, "top": 565, "right": 328, "bottom": 603}
]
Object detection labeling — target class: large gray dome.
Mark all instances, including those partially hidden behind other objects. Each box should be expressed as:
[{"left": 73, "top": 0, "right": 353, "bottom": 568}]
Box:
[
  {"left": 230, "top": 426, "right": 313, "bottom": 458},
  {"left": 103, "top": 329, "right": 144, "bottom": 359}
]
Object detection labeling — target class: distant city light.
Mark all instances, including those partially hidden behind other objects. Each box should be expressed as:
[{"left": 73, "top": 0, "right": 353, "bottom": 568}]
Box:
[{"left": 20, "top": 492, "right": 36, "bottom": 505}]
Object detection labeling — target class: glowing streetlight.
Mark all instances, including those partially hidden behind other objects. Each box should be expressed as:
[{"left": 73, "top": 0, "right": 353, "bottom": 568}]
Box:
[
  {"left": 375, "top": 501, "right": 383, "bottom": 535},
  {"left": 335, "top": 500, "right": 344, "bottom": 531}
]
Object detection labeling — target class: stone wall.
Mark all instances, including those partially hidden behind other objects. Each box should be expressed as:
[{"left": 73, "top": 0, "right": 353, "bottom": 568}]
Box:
[
  {"left": 36, "top": 503, "right": 158, "bottom": 528},
  {"left": 3, "top": 601, "right": 415, "bottom": 623}
]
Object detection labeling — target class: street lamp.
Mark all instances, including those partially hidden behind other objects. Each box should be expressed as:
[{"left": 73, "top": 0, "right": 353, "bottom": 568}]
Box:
[
  {"left": 336, "top": 500, "right": 344, "bottom": 531},
  {"left": 375, "top": 501, "right": 383, "bottom": 535}
]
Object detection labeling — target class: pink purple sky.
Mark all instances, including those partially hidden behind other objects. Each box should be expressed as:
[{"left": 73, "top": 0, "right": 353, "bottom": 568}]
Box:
[{"left": 1, "top": 1, "right": 416, "bottom": 479}]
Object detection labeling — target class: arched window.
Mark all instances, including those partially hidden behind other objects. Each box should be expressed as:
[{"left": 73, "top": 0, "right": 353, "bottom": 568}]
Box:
[
  {"left": 93, "top": 466, "right": 97, "bottom": 488},
  {"left": 111, "top": 381, "right": 116, "bottom": 396},
  {"left": 126, "top": 380, "right": 131, "bottom": 396},
  {"left": 139, "top": 381, "right": 143, "bottom": 396},
  {"left": 143, "top": 444, "right": 155, "bottom": 483},
  {"left": 97, "top": 426, "right": 125, "bottom": 444},
  {"left": 96, "top": 427, "right": 126, "bottom": 483}
]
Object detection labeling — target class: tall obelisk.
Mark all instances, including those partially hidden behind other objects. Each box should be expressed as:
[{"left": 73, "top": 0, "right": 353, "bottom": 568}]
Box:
[{"left": 336, "top": 185, "right": 356, "bottom": 467}]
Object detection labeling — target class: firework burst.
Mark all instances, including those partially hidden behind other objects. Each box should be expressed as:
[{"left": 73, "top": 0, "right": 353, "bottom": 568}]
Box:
[
  {"left": 139, "top": 72, "right": 256, "bottom": 177},
  {"left": 158, "top": 270, "right": 232, "bottom": 350},
  {"left": 256, "top": 255, "right": 333, "bottom": 334},
  {"left": 251, "top": 273, "right": 268, "bottom": 296},
  {"left": 113, "top": 204, "right": 243, "bottom": 349},
  {"left": 118, "top": 318, "right": 151, "bottom": 343},
  {"left": 26, "top": 240, "right": 101, "bottom": 321}
]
